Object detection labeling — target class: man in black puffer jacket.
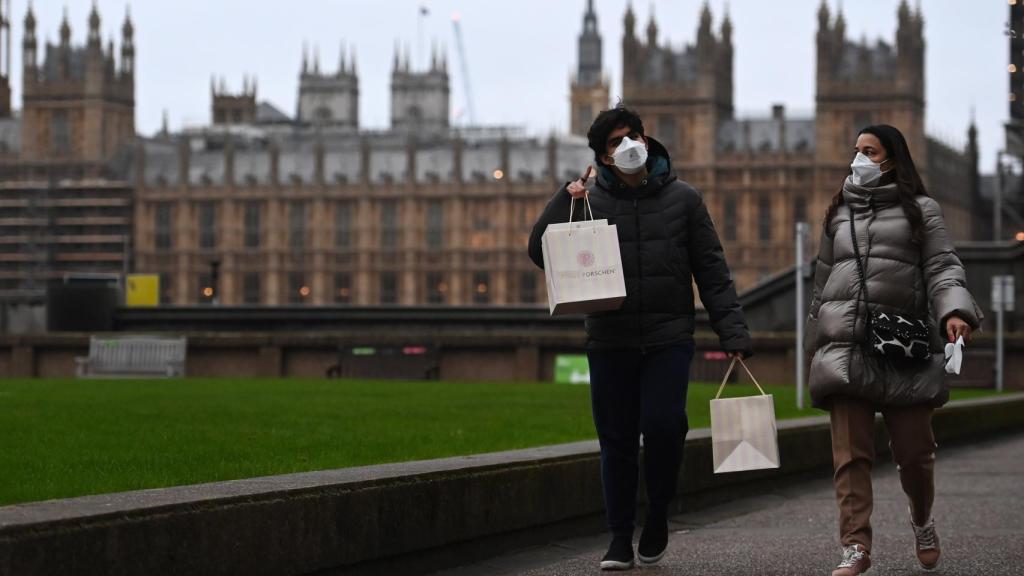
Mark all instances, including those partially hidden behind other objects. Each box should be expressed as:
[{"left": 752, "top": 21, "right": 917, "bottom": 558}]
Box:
[{"left": 528, "top": 106, "right": 751, "bottom": 571}]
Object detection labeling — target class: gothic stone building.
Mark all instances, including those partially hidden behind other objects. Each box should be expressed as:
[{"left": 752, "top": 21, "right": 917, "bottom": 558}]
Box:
[
  {"left": 5, "top": 2, "right": 982, "bottom": 307},
  {"left": 0, "top": 5, "right": 135, "bottom": 301},
  {"left": 571, "top": 0, "right": 979, "bottom": 289},
  {"left": 134, "top": 47, "right": 590, "bottom": 306}
]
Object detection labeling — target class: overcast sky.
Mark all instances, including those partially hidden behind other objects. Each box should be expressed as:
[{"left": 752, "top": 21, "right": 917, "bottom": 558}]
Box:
[{"left": 15, "top": 1, "right": 1007, "bottom": 169}]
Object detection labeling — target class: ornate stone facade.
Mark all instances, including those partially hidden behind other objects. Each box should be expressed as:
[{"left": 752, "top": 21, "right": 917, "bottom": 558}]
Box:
[
  {"left": 614, "top": 1, "right": 978, "bottom": 289},
  {"left": 2, "top": 2, "right": 982, "bottom": 307},
  {"left": 0, "top": 5, "right": 134, "bottom": 301}
]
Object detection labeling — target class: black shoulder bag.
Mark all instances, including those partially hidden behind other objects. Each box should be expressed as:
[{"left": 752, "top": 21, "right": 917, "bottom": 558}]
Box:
[{"left": 848, "top": 207, "right": 932, "bottom": 361}]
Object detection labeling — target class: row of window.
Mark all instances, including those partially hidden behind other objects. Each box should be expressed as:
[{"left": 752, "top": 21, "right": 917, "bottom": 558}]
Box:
[
  {"left": 174, "top": 271, "right": 539, "bottom": 305},
  {"left": 155, "top": 201, "right": 447, "bottom": 251},
  {"left": 156, "top": 196, "right": 811, "bottom": 249},
  {"left": 721, "top": 196, "right": 808, "bottom": 242}
]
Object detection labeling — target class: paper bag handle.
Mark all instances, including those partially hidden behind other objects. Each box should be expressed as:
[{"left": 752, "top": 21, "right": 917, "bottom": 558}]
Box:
[
  {"left": 569, "top": 194, "right": 595, "bottom": 224},
  {"left": 714, "top": 356, "right": 766, "bottom": 400}
]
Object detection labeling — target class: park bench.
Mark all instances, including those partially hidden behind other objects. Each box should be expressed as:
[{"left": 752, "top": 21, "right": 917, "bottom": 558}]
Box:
[{"left": 75, "top": 335, "right": 187, "bottom": 378}]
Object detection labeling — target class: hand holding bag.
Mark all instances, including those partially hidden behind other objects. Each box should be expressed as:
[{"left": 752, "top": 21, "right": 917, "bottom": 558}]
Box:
[
  {"left": 540, "top": 195, "right": 627, "bottom": 316},
  {"left": 710, "top": 356, "right": 780, "bottom": 474}
]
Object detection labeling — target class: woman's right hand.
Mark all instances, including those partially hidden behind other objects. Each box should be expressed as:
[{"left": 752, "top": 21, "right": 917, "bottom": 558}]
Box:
[{"left": 567, "top": 166, "right": 593, "bottom": 199}]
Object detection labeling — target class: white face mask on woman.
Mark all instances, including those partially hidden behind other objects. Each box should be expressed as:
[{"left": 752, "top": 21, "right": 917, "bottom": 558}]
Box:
[
  {"left": 849, "top": 152, "right": 884, "bottom": 187},
  {"left": 610, "top": 137, "right": 648, "bottom": 174}
]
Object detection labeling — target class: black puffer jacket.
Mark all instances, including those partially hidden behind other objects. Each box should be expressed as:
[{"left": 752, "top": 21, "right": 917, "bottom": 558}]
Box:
[{"left": 528, "top": 138, "right": 751, "bottom": 354}]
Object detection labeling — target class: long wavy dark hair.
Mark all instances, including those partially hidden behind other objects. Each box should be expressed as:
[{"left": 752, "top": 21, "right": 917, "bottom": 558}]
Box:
[{"left": 822, "top": 124, "right": 929, "bottom": 244}]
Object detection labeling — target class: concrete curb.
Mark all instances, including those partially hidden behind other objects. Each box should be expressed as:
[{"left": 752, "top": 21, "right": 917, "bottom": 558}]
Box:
[{"left": 1, "top": 394, "right": 1022, "bottom": 576}]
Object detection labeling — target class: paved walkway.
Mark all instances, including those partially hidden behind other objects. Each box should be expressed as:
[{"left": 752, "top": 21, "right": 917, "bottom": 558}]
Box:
[{"left": 431, "top": 431, "right": 1024, "bottom": 576}]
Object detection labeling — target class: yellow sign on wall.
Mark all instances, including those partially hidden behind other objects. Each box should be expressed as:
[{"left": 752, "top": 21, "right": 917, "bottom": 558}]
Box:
[{"left": 126, "top": 274, "right": 160, "bottom": 307}]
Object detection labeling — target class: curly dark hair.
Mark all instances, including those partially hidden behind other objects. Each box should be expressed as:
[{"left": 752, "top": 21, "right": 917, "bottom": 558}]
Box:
[
  {"left": 586, "top": 104, "right": 645, "bottom": 165},
  {"left": 823, "top": 124, "right": 929, "bottom": 244}
]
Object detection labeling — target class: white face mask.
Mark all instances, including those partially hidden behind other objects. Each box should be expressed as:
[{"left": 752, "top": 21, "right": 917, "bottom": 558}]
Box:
[
  {"left": 610, "top": 136, "right": 648, "bottom": 174},
  {"left": 849, "top": 152, "right": 884, "bottom": 187}
]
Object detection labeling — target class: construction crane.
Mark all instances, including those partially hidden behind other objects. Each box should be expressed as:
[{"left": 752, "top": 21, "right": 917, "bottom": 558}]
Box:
[{"left": 451, "top": 12, "right": 476, "bottom": 126}]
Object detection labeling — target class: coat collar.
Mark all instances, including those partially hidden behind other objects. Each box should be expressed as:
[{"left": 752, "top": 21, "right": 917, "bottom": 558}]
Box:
[{"left": 841, "top": 176, "right": 900, "bottom": 212}]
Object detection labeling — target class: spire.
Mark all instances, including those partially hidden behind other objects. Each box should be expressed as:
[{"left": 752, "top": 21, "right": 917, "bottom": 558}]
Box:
[
  {"left": 23, "top": 0, "right": 37, "bottom": 67},
  {"left": 835, "top": 2, "right": 846, "bottom": 40},
  {"left": 59, "top": 6, "right": 70, "bottom": 45},
  {"left": 24, "top": 1, "right": 35, "bottom": 32},
  {"left": 105, "top": 38, "right": 115, "bottom": 76},
  {"left": 161, "top": 109, "right": 169, "bottom": 135},
  {"left": 583, "top": 0, "right": 597, "bottom": 34},
  {"left": 88, "top": 1, "right": 101, "bottom": 46},
  {"left": 313, "top": 44, "right": 320, "bottom": 73},
  {"left": 646, "top": 4, "right": 657, "bottom": 46},
  {"left": 898, "top": 0, "right": 911, "bottom": 27},
  {"left": 404, "top": 43, "right": 411, "bottom": 71},
  {"left": 700, "top": 1, "right": 712, "bottom": 33},
  {"left": 350, "top": 46, "right": 358, "bottom": 75},
  {"left": 393, "top": 40, "right": 400, "bottom": 71},
  {"left": 817, "top": 0, "right": 830, "bottom": 29},
  {"left": 302, "top": 42, "right": 308, "bottom": 75},
  {"left": 338, "top": 41, "right": 346, "bottom": 76},
  {"left": 624, "top": 1, "right": 635, "bottom": 37},
  {"left": 121, "top": 6, "right": 135, "bottom": 77},
  {"left": 121, "top": 5, "right": 134, "bottom": 41},
  {"left": 721, "top": 2, "right": 732, "bottom": 44}
]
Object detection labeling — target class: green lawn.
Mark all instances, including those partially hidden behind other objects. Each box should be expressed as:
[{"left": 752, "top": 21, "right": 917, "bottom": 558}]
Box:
[{"left": 0, "top": 379, "right": 1000, "bottom": 506}]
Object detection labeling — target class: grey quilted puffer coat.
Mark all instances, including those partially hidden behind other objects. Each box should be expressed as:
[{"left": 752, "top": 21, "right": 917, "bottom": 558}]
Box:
[{"left": 805, "top": 178, "right": 983, "bottom": 409}]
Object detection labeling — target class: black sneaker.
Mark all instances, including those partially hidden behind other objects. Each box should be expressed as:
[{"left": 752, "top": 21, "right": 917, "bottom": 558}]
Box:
[
  {"left": 637, "top": 515, "right": 668, "bottom": 564},
  {"left": 600, "top": 535, "right": 634, "bottom": 571}
]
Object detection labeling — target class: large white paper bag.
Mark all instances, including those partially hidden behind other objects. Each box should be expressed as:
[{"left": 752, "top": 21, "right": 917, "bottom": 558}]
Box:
[
  {"left": 710, "top": 357, "right": 780, "bottom": 474},
  {"left": 541, "top": 198, "right": 626, "bottom": 316}
]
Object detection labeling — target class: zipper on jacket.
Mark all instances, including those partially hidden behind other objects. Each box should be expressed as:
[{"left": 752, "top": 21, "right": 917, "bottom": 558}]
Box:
[{"left": 634, "top": 197, "right": 645, "bottom": 353}]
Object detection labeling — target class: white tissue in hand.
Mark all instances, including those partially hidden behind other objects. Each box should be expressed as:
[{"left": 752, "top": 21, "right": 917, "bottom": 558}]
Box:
[{"left": 943, "top": 336, "right": 964, "bottom": 375}]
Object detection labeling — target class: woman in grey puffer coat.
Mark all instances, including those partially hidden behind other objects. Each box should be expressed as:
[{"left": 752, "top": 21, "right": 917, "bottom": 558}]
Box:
[{"left": 805, "top": 125, "right": 982, "bottom": 576}]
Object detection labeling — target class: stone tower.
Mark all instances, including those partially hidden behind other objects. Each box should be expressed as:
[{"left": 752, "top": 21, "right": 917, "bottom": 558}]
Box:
[
  {"left": 570, "top": 0, "right": 609, "bottom": 137},
  {"left": 621, "top": 2, "right": 733, "bottom": 165},
  {"left": 390, "top": 44, "right": 449, "bottom": 133},
  {"left": 297, "top": 44, "right": 359, "bottom": 128},
  {"left": 814, "top": 0, "right": 925, "bottom": 168},
  {"left": 212, "top": 76, "right": 257, "bottom": 125},
  {"left": 20, "top": 4, "right": 135, "bottom": 163}
]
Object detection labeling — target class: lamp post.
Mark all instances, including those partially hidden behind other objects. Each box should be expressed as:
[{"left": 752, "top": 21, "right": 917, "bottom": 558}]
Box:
[{"left": 795, "top": 222, "right": 809, "bottom": 410}]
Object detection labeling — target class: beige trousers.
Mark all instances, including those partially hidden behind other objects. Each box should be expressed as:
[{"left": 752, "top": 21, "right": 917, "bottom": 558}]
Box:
[{"left": 830, "top": 397, "right": 936, "bottom": 552}]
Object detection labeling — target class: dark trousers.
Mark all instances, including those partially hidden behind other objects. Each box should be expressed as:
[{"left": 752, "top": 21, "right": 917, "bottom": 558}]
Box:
[
  {"left": 830, "top": 396, "right": 937, "bottom": 552},
  {"left": 587, "top": 343, "right": 695, "bottom": 537}
]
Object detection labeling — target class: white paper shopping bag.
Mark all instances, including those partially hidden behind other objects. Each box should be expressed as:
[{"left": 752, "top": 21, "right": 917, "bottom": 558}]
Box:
[
  {"left": 710, "top": 357, "right": 780, "bottom": 474},
  {"left": 541, "top": 196, "right": 626, "bottom": 316}
]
